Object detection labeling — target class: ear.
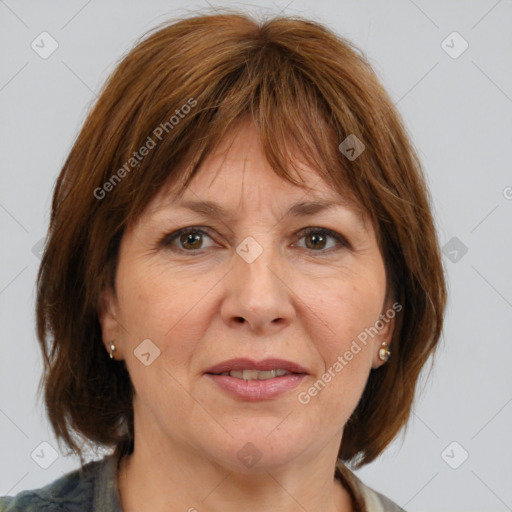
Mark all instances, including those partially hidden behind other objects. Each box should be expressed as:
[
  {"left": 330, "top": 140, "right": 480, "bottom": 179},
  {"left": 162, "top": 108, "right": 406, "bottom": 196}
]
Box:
[
  {"left": 370, "top": 300, "right": 398, "bottom": 369},
  {"left": 98, "top": 286, "right": 124, "bottom": 358}
]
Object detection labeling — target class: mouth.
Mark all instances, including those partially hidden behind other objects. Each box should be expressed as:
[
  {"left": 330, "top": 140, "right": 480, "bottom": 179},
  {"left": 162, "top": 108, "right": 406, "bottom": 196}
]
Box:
[
  {"left": 205, "top": 358, "right": 308, "bottom": 400},
  {"left": 205, "top": 357, "right": 309, "bottom": 379},
  {"left": 213, "top": 369, "right": 297, "bottom": 381}
]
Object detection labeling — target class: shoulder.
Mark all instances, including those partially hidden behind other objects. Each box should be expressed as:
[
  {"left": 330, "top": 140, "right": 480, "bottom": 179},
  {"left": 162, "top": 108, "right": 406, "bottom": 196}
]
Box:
[
  {"left": 0, "top": 456, "right": 116, "bottom": 512},
  {"left": 354, "top": 480, "right": 405, "bottom": 512},
  {"left": 335, "top": 460, "right": 406, "bottom": 512}
]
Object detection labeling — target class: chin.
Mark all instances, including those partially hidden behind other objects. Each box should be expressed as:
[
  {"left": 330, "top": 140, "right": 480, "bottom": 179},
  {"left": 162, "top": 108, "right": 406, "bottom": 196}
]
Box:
[{"left": 204, "top": 428, "right": 308, "bottom": 474}]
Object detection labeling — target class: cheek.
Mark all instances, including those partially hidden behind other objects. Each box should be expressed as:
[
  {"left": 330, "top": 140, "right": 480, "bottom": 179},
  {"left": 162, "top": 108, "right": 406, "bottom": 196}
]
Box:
[
  {"left": 303, "top": 283, "right": 381, "bottom": 407},
  {"left": 115, "top": 259, "right": 195, "bottom": 337},
  {"left": 115, "top": 260, "right": 215, "bottom": 385},
  {"left": 314, "top": 280, "right": 383, "bottom": 348}
]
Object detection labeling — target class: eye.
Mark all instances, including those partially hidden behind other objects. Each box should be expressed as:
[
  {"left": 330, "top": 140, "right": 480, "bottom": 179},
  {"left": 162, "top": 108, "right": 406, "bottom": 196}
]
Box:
[
  {"left": 294, "top": 227, "right": 349, "bottom": 252},
  {"left": 159, "top": 227, "right": 216, "bottom": 252},
  {"left": 159, "top": 226, "right": 350, "bottom": 254}
]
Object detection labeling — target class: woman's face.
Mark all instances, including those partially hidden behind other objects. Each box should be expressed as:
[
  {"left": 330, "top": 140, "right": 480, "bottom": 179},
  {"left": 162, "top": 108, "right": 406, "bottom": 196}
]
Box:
[{"left": 99, "top": 119, "right": 394, "bottom": 471}]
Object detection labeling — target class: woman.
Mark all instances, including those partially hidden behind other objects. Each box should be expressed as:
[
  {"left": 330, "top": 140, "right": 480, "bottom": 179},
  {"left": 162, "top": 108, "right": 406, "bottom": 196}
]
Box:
[{"left": 0, "top": 11, "right": 446, "bottom": 512}]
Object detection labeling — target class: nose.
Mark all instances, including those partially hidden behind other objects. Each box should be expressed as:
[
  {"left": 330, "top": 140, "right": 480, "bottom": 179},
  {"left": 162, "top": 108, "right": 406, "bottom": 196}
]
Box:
[{"left": 220, "top": 241, "right": 296, "bottom": 336}]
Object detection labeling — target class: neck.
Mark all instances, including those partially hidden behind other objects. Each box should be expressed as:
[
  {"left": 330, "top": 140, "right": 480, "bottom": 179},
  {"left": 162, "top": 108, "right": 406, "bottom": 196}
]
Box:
[{"left": 117, "top": 430, "right": 354, "bottom": 512}]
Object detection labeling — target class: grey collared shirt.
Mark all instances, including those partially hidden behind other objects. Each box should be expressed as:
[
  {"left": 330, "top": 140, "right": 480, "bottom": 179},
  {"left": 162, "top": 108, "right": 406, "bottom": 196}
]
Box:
[
  {"left": 0, "top": 455, "right": 122, "bottom": 512},
  {"left": 0, "top": 454, "right": 405, "bottom": 512}
]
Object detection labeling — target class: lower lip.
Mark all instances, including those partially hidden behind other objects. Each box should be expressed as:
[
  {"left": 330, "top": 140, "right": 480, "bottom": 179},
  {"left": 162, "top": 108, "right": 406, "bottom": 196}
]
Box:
[{"left": 206, "top": 374, "right": 307, "bottom": 400}]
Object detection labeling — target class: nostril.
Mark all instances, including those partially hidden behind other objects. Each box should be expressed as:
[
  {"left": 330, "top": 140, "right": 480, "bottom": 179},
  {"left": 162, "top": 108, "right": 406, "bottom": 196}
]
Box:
[{"left": 235, "top": 317, "right": 245, "bottom": 323}]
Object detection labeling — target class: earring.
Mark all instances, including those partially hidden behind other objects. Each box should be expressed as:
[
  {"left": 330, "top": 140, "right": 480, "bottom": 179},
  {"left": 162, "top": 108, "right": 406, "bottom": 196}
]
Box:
[
  {"left": 378, "top": 341, "right": 391, "bottom": 362},
  {"left": 109, "top": 341, "right": 116, "bottom": 359}
]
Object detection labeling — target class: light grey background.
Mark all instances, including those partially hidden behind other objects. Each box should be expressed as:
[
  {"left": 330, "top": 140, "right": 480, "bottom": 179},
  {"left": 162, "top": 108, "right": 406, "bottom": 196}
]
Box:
[{"left": 1, "top": 1, "right": 511, "bottom": 511}]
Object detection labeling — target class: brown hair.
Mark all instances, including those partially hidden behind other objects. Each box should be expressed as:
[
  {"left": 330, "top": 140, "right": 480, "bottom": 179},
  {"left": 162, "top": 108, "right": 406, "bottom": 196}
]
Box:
[{"left": 36, "top": 10, "right": 447, "bottom": 468}]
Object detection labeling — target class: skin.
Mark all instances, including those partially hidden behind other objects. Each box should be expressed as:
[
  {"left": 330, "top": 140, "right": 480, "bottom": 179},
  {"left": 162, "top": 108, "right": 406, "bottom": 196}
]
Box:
[{"left": 99, "top": 119, "right": 394, "bottom": 512}]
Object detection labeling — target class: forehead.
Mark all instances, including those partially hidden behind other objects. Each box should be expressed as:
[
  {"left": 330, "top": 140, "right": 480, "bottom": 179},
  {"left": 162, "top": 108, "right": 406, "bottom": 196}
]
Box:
[
  {"left": 143, "top": 177, "right": 371, "bottom": 244},
  {"left": 147, "top": 120, "right": 365, "bottom": 221}
]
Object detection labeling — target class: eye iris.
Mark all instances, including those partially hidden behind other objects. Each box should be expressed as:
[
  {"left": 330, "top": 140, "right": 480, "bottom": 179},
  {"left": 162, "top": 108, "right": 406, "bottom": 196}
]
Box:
[
  {"left": 181, "top": 232, "right": 202, "bottom": 250},
  {"left": 305, "top": 232, "right": 326, "bottom": 250}
]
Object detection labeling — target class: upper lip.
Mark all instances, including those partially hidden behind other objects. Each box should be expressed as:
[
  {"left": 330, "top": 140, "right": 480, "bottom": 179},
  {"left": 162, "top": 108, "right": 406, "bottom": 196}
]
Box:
[{"left": 205, "top": 358, "right": 309, "bottom": 375}]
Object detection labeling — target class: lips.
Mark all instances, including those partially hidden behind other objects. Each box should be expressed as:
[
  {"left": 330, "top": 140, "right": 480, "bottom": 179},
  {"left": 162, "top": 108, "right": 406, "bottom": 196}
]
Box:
[
  {"left": 205, "top": 358, "right": 309, "bottom": 375},
  {"left": 205, "top": 358, "right": 309, "bottom": 400}
]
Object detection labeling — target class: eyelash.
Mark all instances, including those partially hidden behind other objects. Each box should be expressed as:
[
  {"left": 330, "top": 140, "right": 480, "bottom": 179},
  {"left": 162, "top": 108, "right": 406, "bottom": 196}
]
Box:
[{"left": 159, "top": 226, "right": 350, "bottom": 255}]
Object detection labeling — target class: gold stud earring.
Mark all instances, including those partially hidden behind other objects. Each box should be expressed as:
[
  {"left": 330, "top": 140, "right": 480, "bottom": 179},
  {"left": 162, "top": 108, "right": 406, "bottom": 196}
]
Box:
[
  {"left": 378, "top": 341, "right": 391, "bottom": 362},
  {"left": 109, "top": 341, "right": 116, "bottom": 359}
]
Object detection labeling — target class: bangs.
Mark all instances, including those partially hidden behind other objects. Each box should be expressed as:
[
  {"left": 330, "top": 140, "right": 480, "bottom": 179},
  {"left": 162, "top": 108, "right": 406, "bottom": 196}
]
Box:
[{"left": 119, "top": 34, "right": 371, "bottom": 234}]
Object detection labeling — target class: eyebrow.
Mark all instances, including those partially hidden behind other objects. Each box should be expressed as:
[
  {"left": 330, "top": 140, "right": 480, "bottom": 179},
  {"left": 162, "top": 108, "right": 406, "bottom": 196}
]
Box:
[{"left": 175, "top": 199, "right": 364, "bottom": 223}]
